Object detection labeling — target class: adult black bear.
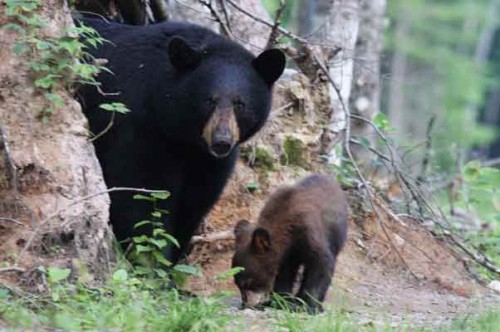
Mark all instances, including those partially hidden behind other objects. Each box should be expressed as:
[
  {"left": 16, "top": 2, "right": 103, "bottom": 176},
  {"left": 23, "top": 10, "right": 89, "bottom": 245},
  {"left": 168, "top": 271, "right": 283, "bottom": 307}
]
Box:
[
  {"left": 232, "top": 174, "right": 348, "bottom": 313},
  {"left": 78, "top": 18, "right": 285, "bottom": 264}
]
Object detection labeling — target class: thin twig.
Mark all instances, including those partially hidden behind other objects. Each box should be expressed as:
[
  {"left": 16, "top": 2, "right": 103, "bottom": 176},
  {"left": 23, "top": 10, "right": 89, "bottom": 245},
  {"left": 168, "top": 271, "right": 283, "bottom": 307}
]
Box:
[
  {"left": 199, "top": 0, "right": 234, "bottom": 39},
  {"left": 0, "top": 217, "right": 28, "bottom": 227},
  {"left": 265, "top": 0, "right": 286, "bottom": 50},
  {"left": 417, "top": 115, "right": 436, "bottom": 185},
  {"left": 89, "top": 111, "right": 115, "bottom": 142},
  {"left": 191, "top": 230, "right": 233, "bottom": 243},
  {"left": 225, "top": 0, "right": 309, "bottom": 44},
  {"left": 16, "top": 187, "right": 169, "bottom": 264},
  {"left": 0, "top": 266, "right": 26, "bottom": 273}
]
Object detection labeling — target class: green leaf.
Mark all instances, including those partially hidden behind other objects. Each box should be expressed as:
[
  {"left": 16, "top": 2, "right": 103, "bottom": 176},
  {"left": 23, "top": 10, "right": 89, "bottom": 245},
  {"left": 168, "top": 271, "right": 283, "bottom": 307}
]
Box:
[
  {"left": 173, "top": 264, "right": 202, "bottom": 276},
  {"left": 135, "top": 244, "right": 153, "bottom": 253},
  {"left": 215, "top": 267, "right": 244, "bottom": 281},
  {"left": 246, "top": 182, "right": 259, "bottom": 191},
  {"left": 153, "top": 268, "right": 167, "bottom": 278},
  {"left": 47, "top": 267, "right": 71, "bottom": 283},
  {"left": 134, "top": 220, "right": 152, "bottom": 229},
  {"left": 151, "top": 192, "right": 170, "bottom": 200},
  {"left": 133, "top": 194, "right": 155, "bottom": 202},
  {"left": 132, "top": 235, "right": 149, "bottom": 243},
  {"left": 151, "top": 211, "right": 162, "bottom": 218},
  {"left": 462, "top": 160, "right": 481, "bottom": 182},
  {"left": 99, "top": 102, "right": 130, "bottom": 114},
  {"left": 152, "top": 251, "right": 172, "bottom": 267},
  {"left": 159, "top": 232, "right": 180, "bottom": 248},
  {"left": 12, "top": 42, "right": 29, "bottom": 54},
  {"left": 373, "top": 112, "right": 391, "bottom": 132},
  {"left": 150, "top": 238, "right": 167, "bottom": 249},
  {"left": 112, "top": 269, "right": 128, "bottom": 283}
]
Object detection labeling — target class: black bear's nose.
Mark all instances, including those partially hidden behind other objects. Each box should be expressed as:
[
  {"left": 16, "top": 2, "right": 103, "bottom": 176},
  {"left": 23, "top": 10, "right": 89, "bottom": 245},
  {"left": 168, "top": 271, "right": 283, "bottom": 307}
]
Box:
[{"left": 211, "top": 140, "right": 232, "bottom": 157}]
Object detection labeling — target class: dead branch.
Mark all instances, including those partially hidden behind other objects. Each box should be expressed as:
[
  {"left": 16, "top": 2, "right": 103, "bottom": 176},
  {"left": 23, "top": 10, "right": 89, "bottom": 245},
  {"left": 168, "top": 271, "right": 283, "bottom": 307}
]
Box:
[
  {"left": 191, "top": 230, "right": 233, "bottom": 244},
  {"left": 265, "top": 0, "right": 286, "bottom": 50},
  {"left": 0, "top": 266, "right": 26, "bottom": 274},
  {"left": 0, "top": 217, "right": 27, "bottom": 227},
  {"left": 199, "top": 0, "right": 234, "bottom": 39},
  {"left": 417, "top": 115, "right": 436, "bottom": 185},
  {"left": 225, "top": 0, "right": 309, "bottom": 44},
  {"left": 89, "top": 110, "right": 115, "bottom": 142}
]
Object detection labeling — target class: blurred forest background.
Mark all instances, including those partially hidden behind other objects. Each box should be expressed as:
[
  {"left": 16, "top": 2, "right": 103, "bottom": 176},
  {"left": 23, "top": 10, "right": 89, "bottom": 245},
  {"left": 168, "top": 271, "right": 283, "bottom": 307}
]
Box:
[{"left": 262, "top": 0, "right": 500, "bottom": 273}]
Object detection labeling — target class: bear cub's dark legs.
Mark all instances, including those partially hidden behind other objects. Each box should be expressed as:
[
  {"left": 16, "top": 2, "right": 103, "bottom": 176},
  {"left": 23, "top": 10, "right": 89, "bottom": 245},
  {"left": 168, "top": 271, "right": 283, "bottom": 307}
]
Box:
[{"left": 296, "top": 252, "right": 336, "bottom": 313}]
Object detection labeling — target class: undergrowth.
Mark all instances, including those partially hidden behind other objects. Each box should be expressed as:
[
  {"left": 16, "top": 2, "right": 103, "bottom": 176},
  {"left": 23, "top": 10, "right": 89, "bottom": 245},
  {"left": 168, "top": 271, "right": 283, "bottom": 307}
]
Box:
[{"left": 0, "top": 268, "right": 231, "bottom": 331}]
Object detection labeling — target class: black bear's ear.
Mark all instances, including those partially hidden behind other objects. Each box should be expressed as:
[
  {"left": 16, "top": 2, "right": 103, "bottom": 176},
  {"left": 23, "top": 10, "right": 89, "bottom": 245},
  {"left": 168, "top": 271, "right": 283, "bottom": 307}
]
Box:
[
  {"left": 234, "top": 219, "right": 253, "bottom": 237},
  {"left": 167, "top": 36, "right": 202, "bottom": 70},
  {"left": 252, "top": 49, "right": 286, "bottom": 86},
  {"left": 251, "top": 228, "right": 272, "bottom": 254}
]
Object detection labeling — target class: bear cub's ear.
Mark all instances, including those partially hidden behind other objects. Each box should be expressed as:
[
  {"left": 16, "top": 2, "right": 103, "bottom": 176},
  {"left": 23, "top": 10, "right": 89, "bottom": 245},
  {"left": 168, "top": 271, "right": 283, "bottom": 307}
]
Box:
[
  {"left": 251, "top": 228, "right": 272, "bottom": 254},
  {"left": 252, "top": 49, "right": 286, "bottom": 87},
  {"left": 168, "top": 36, "right": 202, "bottom": 70}
]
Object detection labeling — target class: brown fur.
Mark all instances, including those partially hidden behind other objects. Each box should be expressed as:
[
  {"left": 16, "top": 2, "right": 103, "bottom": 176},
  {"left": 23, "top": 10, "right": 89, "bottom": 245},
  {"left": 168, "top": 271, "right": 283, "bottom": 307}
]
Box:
[
  {"left": 202, "top": 106, "right": 240, "bottom": 157},
  {"left": 232, "top": 174, "right": 348, "bottom": 313}
]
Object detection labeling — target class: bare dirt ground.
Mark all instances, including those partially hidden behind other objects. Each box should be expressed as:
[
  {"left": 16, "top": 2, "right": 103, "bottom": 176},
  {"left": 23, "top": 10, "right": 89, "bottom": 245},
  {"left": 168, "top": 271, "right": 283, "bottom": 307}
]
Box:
[{"left": 185, "top": 166, "right": 500, "bottom": 329}]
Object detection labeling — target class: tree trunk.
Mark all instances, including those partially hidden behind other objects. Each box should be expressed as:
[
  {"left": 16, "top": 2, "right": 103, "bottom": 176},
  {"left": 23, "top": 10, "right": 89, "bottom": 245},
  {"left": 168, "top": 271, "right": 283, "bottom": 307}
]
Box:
[
  {"left": 387, "top": 17, "right": 409, "bottom": 143},
  {"left": 0, "top": 1, "right": 114, "bottom": 283},
  {"left": 349, "top": 0, "right": 386, "bottom": 170},
  {"left": 315, "top": 0, "right": 361, "bottom": 164}
]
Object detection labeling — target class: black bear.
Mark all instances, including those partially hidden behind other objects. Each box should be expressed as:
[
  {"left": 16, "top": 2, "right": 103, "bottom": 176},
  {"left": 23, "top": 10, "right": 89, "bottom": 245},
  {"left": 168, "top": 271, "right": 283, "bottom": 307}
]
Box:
[
  {"left": 232, "top": 174, "right": 348, "bottom": 313},
  {"left": 77, "top": 18, "right": 286, "bottom": 264}
]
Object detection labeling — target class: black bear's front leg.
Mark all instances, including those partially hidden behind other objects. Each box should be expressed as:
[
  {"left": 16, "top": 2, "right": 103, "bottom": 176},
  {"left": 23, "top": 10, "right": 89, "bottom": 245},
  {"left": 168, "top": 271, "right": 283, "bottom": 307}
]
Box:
[
  {"left": 296, "top": 252, "right": 336, "bottom": 313},
  {"left": 169, "top": 150, "right": 238, "bottom": 264},
  {"left": 273, "top": 253, "right": 301, "bottom": 296}
]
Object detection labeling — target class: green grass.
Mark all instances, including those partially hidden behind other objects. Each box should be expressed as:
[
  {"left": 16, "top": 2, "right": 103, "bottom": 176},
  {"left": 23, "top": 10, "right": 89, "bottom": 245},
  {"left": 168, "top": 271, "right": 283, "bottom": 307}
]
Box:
[
  {"left": 1, "top": 268, "right": 498, "bottom": 331},
  {"left": 0, "top": 274, "right": 231, "bottom": 331}
]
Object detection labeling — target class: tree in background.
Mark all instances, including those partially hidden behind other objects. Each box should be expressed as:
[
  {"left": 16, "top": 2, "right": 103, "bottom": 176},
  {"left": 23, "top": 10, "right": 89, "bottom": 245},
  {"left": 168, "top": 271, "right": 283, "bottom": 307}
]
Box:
[{"left": 383, "top": 0, "right": 498, "bottom": 172}]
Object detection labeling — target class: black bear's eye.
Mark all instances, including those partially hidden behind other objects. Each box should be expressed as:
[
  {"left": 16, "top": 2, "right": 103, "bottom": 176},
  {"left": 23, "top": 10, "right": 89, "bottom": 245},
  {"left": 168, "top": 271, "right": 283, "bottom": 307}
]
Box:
[{"left": 234, "top": 99, "right": 245, "bottom": 112}]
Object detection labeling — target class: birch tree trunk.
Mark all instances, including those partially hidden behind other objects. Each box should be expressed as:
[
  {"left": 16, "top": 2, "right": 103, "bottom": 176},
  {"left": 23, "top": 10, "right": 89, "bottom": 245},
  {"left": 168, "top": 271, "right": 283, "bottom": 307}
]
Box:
[
  {"left": 349, "top": 0, "right": 386, "bottom": 170},
  {"left": 314, "top": 0, "right": 361, "bottom": 164},
  {"left": 0, "top": 1, "right": 114, "bottom": 282}
]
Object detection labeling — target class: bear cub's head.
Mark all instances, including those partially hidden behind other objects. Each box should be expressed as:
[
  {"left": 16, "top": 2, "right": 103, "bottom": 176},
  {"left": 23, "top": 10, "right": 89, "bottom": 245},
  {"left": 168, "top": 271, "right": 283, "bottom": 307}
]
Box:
[
  {"left": 231, "top": 219, "right": 279, "bottom": 307},
  {"left": 167, "top": 37, "right": 286, "bottom": 158}
]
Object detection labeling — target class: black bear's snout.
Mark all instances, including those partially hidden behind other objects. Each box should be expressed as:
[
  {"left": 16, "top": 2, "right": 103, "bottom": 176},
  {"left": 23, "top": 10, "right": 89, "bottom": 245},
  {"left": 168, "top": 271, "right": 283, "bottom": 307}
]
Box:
[
  {"left": 211, "top": 138, "right": 232, "bottom": 157},
  {"left": 203, "top": 107, "right": 240, "bottom": 158}
]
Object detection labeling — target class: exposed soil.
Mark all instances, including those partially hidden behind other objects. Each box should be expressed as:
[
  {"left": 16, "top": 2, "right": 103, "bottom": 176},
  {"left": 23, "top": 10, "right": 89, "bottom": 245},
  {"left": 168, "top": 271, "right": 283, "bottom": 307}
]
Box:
[{"left": 185, "top": 166, "right": 500, "bottom": 329}]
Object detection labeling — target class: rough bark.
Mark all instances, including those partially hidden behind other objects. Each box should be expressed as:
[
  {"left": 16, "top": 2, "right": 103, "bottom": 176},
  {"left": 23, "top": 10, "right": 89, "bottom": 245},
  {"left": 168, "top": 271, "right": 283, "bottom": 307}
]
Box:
[
  {"left": 314, "top": 0, "right": 361, "bottom": 163},
  {"left": 349, "top": 0, "right": 386, "bottom": 170},
  {"left": 0, "top": 1, "right": 113, "bottom": 283}
]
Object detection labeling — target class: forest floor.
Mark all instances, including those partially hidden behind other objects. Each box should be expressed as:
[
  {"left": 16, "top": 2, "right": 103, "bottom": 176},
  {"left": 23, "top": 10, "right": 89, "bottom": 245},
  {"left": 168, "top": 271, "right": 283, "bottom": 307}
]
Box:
[{"left": 185, "top": 166, "right": 500, "bottom": 330}]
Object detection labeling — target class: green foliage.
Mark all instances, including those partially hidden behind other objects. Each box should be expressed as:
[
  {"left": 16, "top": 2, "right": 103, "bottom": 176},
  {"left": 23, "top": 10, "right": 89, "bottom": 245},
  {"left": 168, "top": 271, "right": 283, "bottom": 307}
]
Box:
[
  {"left": 0, "top": 269, "right": 231, "bottom": 331},
  {"left": 280, "top": 136, "right": 307, "bottom": 167},
  {"left": 385, "top": 0, "right": 495, "bottom": 171},
  {"left": 127, "top": 192, "right": 202, "bottom": 285},
  {"left": 4, "top": 0, "right": 107, "bottom": 121},
  {"left": 99, "top": 102, "right": 131, "bottom": 114}
]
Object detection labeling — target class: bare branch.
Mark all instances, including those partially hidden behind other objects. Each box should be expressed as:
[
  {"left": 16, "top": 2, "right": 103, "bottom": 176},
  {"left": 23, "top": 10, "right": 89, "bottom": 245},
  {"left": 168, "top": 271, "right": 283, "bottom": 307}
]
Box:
[
  {"left": 199, "top": 0, "right": 234, "bottom": 39},
  {"left": 265, "top": 0, "right": 286, "bottom": 50},
  {"left": 226, "top": 0, "right": 308, "bottom": 44},
  {"left": 0, "top": 266, "right": 26, "bottom": 274},
  {"left": 0, "top": 217, "right": 27, "bottom": 227}
]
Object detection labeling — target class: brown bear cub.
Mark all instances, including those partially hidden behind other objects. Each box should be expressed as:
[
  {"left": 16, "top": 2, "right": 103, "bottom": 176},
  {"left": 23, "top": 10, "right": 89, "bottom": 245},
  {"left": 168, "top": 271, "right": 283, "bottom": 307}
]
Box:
[{"left": 232, "top": 174, "right": 348, "bottom": 313}]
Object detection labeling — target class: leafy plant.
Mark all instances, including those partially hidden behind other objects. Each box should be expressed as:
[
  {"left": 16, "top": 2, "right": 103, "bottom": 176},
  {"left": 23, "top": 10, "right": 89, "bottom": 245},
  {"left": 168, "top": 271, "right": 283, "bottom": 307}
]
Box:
[
  {"left": 4, "top": 0, "right": 108, "bottom": 121},
  {"left": 127, "top": 192, "right": 201, "bottom": 285}
]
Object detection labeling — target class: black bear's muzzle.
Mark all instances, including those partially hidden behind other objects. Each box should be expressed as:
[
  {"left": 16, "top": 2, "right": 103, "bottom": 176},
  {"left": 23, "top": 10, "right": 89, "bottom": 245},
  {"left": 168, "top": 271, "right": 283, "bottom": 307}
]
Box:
[{"left": 203, "top": 107, "right": 240, "bottom": 158}]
